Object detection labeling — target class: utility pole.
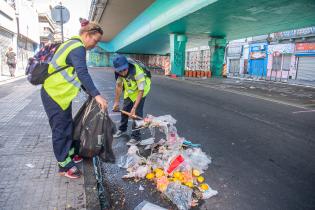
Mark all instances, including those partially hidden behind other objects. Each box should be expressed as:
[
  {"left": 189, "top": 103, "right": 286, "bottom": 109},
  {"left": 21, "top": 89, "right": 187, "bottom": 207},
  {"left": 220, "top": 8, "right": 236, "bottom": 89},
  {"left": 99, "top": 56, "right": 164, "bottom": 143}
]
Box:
[{"left": 60, "top": 2, "right": 64, "bottom": 42}]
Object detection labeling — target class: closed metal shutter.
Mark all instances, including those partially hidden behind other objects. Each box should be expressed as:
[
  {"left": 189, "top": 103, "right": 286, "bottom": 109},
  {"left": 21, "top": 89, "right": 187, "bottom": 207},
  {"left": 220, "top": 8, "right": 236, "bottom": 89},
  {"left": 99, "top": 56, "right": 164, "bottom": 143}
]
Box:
[
  {"left": 229, "top": 59, "right": 240, "bottom": 74},
  {"left": 297, "top": 56, "right": 315, "bottom": 81}
]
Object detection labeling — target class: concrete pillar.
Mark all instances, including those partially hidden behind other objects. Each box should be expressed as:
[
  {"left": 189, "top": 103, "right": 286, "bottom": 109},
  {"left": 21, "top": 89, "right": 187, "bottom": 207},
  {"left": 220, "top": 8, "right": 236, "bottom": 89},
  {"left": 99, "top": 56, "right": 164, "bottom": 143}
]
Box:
[
  {"left": 208, "top": 37, "right": 227, "bottom": 76},
  {"left": 170, "top": 34, "right": 187, "bottom": 76}
]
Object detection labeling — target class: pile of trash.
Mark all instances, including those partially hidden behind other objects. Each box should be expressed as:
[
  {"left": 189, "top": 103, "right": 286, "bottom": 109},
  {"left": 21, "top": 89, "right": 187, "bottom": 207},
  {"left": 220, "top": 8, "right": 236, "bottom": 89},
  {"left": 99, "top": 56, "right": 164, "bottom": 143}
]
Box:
[{"left": 118, "top": 115, "right": 218, "bottom": 210}]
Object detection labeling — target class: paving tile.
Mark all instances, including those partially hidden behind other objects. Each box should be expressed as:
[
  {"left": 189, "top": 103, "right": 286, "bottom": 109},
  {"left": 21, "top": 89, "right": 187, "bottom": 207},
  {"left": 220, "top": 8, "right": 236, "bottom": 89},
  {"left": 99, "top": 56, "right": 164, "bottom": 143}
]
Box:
[{"left": 0, "top": 82, "right": 87, "bottom": 210}]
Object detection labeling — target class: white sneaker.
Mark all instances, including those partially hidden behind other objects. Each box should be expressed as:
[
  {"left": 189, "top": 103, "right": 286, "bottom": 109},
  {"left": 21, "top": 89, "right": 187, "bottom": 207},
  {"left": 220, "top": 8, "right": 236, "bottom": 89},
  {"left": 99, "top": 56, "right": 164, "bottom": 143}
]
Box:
[{"left": 113, "top": 130, "right": 127, "bottom": 138}]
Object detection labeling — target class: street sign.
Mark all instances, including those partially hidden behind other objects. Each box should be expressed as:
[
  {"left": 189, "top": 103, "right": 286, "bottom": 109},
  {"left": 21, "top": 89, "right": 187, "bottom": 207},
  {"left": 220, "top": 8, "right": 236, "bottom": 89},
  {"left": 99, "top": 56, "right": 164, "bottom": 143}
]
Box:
[{"left": 51, "top": 5, "right": 70, "bottom": 24}]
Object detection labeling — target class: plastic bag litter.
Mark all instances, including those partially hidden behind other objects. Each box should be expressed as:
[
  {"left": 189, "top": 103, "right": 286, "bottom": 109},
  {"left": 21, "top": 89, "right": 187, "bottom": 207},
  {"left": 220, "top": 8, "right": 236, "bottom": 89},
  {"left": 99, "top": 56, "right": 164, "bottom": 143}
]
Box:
[
  {"left": 164, "top": 182, "right": 193, "bottom": 210},
  {"left": 134, "top": 200, "right": 167, "bottom": 210},
  {"left": 139, "top": 185, "right": 144, "bottom": 191},
  {"left": 139, "top": 137, "right": 155, "bottom": 146},
  {"left": 165, "top": 126, "right": 184, "bottom": 149},
  {"left": 156, "top": 176, "right": 169, "bottom": 192},
  {"left": 183, "top": 148, "right": 211, "bottom": 173},
  {"left": 123, "top": 165, "right": 150, "bottom": 179},
  {"left": 202, "top": 187, "right": 218, "bottom": 199},
  {"left": 147, "top": 153, "right": 165, "bottom": 170},
  {"left": 118, "top": 145, "right": 144, "bottom": 169},
  {"left": 135, "top": 115, "right": 177, "bottom": 138},
  {"left": 136, "top": 114, "right": 177, "bottom": 127},
  {"left": 153, "top": 115, "right": 177, "bottom": 125},
  {"left": 118, "top": 113, "right": 217, "bottom": 208}
]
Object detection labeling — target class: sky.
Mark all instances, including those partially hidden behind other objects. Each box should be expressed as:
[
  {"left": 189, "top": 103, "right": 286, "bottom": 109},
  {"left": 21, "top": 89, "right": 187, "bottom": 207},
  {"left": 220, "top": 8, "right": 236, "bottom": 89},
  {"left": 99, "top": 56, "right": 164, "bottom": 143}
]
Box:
[
  {"left": 33, "top": 0, "right": 92, "bottom": 38},
  {"left": 61, "top": 0, "right": 92, "bottom": 38}
]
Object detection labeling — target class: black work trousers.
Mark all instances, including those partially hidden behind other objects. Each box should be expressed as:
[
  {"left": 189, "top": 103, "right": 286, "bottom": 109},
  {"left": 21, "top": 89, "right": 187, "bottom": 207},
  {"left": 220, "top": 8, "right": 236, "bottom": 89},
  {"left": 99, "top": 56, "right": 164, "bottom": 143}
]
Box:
[
  {"left": 119, "top": 97, "right": 146, "bottom": 141},
  {"left": 40, "top": 88, "right": 77, "bottom": 169}
]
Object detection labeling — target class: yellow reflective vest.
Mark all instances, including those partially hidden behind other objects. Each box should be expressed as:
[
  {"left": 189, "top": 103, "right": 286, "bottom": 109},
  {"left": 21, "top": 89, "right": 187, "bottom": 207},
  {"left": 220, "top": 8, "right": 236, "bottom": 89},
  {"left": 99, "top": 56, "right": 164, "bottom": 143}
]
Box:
[
  {"left": 43, "top": 36, "right": 84, "bottom": 110},
  {"left": 121, "top": 64, "right": 151, "bottom": 102}
]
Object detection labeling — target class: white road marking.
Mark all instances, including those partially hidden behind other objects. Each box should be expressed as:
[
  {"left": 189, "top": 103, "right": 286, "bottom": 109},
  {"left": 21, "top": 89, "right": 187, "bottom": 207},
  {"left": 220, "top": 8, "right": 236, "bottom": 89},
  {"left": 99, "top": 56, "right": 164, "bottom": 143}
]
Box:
[
  {"left": 160, "top": 75, "right": 310, "bottom": 110},
  {"left": 292, "top": 110, "right": 315, "bottom": 114}
]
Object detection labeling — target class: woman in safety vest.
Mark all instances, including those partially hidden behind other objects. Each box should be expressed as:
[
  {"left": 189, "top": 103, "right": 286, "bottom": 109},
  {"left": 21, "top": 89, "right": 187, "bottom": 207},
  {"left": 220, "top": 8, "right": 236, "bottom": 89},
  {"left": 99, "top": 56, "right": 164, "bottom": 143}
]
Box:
[
  {"left": 112, "top": 55, "right": 151, "bottom": 144},
  {"left": 41, "top": 18, "right": 108, "bottom": 179}
]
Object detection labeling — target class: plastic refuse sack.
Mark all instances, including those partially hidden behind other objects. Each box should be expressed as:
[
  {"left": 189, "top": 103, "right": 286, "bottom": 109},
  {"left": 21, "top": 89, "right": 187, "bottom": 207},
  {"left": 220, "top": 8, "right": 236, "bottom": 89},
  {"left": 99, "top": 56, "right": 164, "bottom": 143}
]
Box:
[
  {"left": 164, "top": 182, "right": 193, "bottom": 210},
  {"left": 134, "top": 200, "right": 167, "bottom": 210},
  {"left": 183, "top": 148, "right": 211, "bottom": 173},
  {"left": 73, "top": 96, "right": 90, "bottom": 141},
  {"left": 73, "top": 97, "right": 116, "bottom": 162}
]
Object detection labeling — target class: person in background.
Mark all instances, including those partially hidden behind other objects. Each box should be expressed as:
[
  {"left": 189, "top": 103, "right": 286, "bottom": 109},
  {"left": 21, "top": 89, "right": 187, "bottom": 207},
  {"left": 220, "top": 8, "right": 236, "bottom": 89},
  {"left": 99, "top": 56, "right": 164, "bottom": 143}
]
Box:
[
  {"left": 5, "top": 47, "right": 16, "bottom": 77},
  {"left": 112, "top": 55, "right": 151, "bottom": 144},
  {"left": 41, "top": 18, "right": 107, "bottom": 179}
]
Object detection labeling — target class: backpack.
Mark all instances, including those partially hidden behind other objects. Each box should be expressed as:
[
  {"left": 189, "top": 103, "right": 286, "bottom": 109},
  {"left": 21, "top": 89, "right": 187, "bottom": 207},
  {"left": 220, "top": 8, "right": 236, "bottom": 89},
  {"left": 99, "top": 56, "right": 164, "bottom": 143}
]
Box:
[
  {"left": 127, "top": 58, "right": 152, "bottom": 79},
  {"left": 25, "top": 38, "right": 81, "bottom": 85}
]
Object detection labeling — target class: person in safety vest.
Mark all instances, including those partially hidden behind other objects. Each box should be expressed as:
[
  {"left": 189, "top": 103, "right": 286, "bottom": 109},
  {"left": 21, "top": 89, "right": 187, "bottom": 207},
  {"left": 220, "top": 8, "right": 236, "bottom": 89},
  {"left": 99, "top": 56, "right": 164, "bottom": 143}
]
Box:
[
  {"left": 112, "top": 55, "right": 151, "bottom": 144},
  {"left": 40, "top": 18, "right": 108, "bottom": 179}
]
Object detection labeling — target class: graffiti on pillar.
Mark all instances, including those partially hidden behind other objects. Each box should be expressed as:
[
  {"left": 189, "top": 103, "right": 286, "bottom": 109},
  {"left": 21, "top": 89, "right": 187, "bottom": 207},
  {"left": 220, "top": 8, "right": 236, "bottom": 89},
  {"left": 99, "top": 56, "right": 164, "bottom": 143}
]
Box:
[
  {"left": 174, "top": 41, "right": 186, "bottom": 75},
  {"left": 174, "top": 51, "right": 184, "bottom": 68},
  {"left": 127, "top": 54, "right": 170, "bottom": 75},
  {"left": 89, "top": 52, "right": 103, "bottom": 66}
]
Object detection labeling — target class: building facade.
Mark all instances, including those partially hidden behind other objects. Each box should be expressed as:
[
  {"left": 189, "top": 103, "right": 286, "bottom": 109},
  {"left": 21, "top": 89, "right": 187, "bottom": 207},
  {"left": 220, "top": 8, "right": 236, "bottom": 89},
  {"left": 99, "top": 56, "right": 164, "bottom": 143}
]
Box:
[
  {"left": 0, "top": 0, "right": 40, "bottom": 75},
  {"left": 0, "top": 0, "right": 17, "bottom": 75}
]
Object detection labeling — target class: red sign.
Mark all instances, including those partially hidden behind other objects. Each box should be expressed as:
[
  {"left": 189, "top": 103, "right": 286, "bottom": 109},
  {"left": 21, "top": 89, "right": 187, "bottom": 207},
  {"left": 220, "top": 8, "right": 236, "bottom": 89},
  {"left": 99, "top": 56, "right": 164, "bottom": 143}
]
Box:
[{"left": 295, "top": 43, "right": 315, "bottom": 53}]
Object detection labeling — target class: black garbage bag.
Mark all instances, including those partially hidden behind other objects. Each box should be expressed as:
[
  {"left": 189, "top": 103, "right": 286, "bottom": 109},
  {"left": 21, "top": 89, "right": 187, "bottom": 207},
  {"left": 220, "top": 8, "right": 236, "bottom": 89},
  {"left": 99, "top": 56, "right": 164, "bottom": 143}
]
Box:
[{"left": 73, "top": 97, "right": 116, "bottom": 162}]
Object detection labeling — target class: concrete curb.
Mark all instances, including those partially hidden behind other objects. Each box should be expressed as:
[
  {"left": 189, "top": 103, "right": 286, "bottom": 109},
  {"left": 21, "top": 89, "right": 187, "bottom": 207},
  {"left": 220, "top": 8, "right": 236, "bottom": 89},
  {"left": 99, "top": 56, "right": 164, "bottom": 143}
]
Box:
[{"left": 0, "top": 75, "right": 27, "bottom": 86}]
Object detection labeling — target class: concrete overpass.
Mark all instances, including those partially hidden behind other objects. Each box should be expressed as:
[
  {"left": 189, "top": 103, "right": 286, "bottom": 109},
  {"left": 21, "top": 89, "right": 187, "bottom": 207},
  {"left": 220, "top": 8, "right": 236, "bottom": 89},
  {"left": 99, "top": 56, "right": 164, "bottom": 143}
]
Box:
[{"left": 89, "top": 0, "right": 315, "bottom": 76}]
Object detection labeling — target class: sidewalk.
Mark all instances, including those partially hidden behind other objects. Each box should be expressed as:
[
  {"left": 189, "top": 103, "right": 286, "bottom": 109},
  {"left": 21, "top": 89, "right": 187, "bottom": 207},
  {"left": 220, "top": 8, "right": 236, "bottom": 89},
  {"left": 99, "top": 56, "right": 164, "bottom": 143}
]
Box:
[
  {"left": 0, "top": 68, "right": 26, "bottom": 85},
  {"left": 0, "top": 79, "right": 89, "bottom": 210}
]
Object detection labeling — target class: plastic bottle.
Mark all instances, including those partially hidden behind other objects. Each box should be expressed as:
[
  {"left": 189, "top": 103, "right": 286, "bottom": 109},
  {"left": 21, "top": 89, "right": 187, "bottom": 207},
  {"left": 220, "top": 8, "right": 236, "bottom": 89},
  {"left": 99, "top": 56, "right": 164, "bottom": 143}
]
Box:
[
  {"left": 167, "top": 125, "right": 177, "bottom": 144},
  {"left": 167, "top": 155, "right": 184, "bottom": 174}
]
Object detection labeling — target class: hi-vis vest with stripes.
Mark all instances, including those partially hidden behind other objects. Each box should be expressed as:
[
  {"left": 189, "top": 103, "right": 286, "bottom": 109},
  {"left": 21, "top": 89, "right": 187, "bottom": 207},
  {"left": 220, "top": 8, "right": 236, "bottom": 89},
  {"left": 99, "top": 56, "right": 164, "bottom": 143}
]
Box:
[
  {"left": 122, "top": 63, "right": 151, "bottom": 102},
  {"left": 43, "top": 36, "right": 84, "bottom": 110}
]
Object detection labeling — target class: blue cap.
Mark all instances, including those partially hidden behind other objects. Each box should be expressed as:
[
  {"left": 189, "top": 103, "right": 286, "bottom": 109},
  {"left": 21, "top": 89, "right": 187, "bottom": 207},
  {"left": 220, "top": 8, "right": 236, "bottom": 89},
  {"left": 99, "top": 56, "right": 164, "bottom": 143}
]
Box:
[{"left": 113, "top": 55, "right": 129, "bottom": 72}]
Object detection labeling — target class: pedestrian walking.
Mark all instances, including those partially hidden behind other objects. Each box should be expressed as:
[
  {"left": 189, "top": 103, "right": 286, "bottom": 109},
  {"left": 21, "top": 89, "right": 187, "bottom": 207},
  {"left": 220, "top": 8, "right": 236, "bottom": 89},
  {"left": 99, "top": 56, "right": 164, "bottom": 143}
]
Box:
[
  {"left": 41, "top": 18, "right": 108, "bottom": 179},
  {"left": 5, "top": 47, "right": 16, "bottom": 77},
  {"left": 112, "top": 55, "right": 151, "bottom": 144}
]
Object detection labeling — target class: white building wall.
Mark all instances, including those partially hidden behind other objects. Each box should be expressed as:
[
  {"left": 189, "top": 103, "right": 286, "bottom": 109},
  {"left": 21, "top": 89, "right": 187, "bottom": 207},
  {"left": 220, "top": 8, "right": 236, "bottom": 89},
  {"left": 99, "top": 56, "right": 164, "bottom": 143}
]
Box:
[
  {"left": 0, "top": 1, "right": 17, "bottom": 34},
  {"left": 0, "top": 1, "right": 17, "bottom": 75},
  {"left": 16, "top": 0, "right": 40, "bottom": 44}
]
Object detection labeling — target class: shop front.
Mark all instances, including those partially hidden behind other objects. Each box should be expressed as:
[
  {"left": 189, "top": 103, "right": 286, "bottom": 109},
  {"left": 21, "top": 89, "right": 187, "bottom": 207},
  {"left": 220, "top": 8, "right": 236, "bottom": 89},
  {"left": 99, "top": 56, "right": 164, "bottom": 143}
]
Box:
[{"left": 295, "top": 43, "right": 315, "bottom": 81}]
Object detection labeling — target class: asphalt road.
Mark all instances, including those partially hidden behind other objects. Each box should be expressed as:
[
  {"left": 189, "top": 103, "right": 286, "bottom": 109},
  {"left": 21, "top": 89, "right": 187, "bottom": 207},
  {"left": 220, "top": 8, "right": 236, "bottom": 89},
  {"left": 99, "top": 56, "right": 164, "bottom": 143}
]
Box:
[{"left": 91, "top": 68, "right": 315, "bottom": 210}]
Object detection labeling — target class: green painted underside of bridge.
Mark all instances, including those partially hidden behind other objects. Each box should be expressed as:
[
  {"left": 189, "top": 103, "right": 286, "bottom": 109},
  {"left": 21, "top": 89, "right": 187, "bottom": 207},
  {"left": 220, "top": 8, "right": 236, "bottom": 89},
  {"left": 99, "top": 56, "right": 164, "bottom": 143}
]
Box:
[{"left": 98, "top": 0, "right": 315, "bottom": 55}]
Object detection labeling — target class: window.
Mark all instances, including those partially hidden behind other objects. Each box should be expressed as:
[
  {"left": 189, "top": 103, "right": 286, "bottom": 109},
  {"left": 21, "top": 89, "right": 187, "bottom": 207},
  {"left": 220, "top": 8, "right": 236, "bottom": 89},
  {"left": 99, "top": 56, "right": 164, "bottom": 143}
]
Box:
[{"left": 272, "top": 54, "right": 291, "bottom": 71}]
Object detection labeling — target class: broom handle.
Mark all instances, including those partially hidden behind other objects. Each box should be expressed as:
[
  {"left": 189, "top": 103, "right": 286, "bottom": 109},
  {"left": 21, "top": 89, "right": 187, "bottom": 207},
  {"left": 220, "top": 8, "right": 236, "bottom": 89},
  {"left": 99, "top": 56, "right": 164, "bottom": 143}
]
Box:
[{"left": 119, "top": 110, "right": 143, "bottom": 120}]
